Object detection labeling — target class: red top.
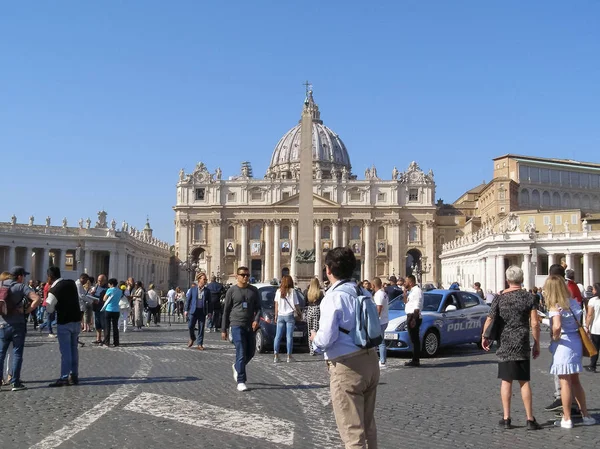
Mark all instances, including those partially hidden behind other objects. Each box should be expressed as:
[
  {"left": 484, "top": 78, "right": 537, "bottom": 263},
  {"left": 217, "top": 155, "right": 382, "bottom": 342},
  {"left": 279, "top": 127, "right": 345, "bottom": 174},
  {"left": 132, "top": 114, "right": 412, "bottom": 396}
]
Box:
[
  {"left": 567, "top": 280, "right": 583, "bottom": 304},
  {"left": 42, "top": 282, "right": 51, "bottom": 307}
]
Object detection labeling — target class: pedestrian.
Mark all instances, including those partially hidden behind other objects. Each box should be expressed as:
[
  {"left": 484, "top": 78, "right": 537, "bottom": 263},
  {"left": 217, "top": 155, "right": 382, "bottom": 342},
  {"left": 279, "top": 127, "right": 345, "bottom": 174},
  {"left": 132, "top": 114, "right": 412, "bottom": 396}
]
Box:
[
  {"left": 185, "top": 274, "right": 209, "bottom": 350},
  {"left": 146, "top": 283, "right": 160, "bottom": 327},
  {"left": 39, "top": 280, "right": 56, "bottom": 338},
  {"left": 166, "top": 286, "right": 177, "bottom": 316},
  {"left": 402, "top": 275, "right": 423, "bottom": 367},
  {"left": 544, "top": 275, "right": 596, "bottom": 428},
  {"left": 132, "top": 281, "right": 145, "bottom": 330},
  {"left": 481, "top": 265, "right": 542, "bottom": 430},
  {"left": 305, "top": 277, "right": 322, "bottom": 356},
  {"left": 310, "top": 247, "right": 379, "bottom": 448},
  {"left": 206, "top": 276, "right": 224, "bottom": 332},
  {"left": 27, "top": 280, "right": 39, "bottom": 330},
  {"left": 273, "top": 274, "right": 301, "bottom": 363},
  {"left": 485, "top": 289, "right": 496, "bottom": 305},
  {"left": 75, "top": 274, "right": 92, "bottom": 332},
  {"left": 0, "top": 267, "right": 41, "bottom": 391},
  {"left": 371, "top": 277, "right": 389, "bottom": 369},
  {"left": 101, "top": 278, "right": 122, "bottom": 347},
  {"left": 90, "top": 275, "right": 108, "bottom": 344},
  {"left": 384, "top": 276, "right": 402, "bottom": 301},
  {"left": 361, "top": 280, "right": 372, "bottom": 293},
  {"left": 585, "top": 283, "right": 600, "bottom": 373},
  {"left": 565, "top": 269, "right": 583, "bottom": 305},
  {"left": 45, "top": 267, "right": 82, "bottom": 387},
  {"left": 118, "top": 281, "right": 130, "bottom": 332},
  {"left": 82, "top": 275, "right": 94, "bottom": 332},
  {"left": 175, "top": 287, "right": 185, "bottom": 320},
  {"left": 473, "top": 282, "right": 485, "bottom": 299},
  {"left": 221, "top": 266, "right": 261, "bottom": 392}
]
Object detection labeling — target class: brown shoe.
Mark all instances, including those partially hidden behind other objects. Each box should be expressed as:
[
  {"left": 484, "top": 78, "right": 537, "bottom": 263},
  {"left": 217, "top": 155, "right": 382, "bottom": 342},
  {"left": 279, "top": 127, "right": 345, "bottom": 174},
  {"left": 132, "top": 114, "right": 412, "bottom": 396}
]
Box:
[
  {"left": 197, "top": 345, "right": 204, "bottom": 351},
  {"left": 187, "top": 340, "right": 193, "bottom": 348}
]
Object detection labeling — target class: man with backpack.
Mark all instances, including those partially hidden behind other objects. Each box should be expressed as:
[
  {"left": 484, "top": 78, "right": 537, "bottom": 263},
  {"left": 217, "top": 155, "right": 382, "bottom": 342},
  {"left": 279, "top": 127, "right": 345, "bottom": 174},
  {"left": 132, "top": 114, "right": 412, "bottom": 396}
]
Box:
[
  {"left": 0, "top": 266, "right": 41, "bottom": 391},
  {"left": 310, "top": 247, "right": 380, "bottom": 448}
]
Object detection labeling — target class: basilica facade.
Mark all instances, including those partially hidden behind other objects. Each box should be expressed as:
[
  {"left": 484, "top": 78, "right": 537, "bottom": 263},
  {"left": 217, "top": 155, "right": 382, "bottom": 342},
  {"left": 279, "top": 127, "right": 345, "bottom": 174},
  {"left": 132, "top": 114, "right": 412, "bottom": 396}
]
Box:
[{"left": 173, "top": 92, "right": 437, "bottom": 285}]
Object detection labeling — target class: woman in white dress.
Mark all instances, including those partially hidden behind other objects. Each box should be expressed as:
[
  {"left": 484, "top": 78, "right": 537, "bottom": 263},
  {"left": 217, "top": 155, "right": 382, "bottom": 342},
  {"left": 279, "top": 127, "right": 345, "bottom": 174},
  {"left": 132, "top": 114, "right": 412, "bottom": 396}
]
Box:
[
  {"left": 545, "top": 275, "right": 596, "bottom": 428},
  {"left": 132, "top": 281, "right": 145, "bottom": 330}
]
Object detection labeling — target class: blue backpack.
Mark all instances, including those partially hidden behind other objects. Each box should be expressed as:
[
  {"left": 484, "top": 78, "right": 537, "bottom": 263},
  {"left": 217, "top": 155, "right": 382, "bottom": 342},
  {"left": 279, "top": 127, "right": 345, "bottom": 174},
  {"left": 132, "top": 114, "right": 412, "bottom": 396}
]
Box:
[{"left": 335, "top": 280, "right": 383, "bottom": 349}]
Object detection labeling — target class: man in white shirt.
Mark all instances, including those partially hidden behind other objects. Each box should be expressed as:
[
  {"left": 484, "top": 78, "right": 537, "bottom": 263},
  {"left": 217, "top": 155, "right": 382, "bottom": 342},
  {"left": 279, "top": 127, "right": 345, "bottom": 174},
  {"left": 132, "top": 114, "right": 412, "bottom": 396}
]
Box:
[
  {"left": 166, "top": 287, "right": 177, "bottom": 315},
  {"left": 371, "top": 277, "right": 389, "bottom": 369},
  {"left": 309, "top": 247, "right": 379, "bottom": 448},
  {"left": 403, "top": 275, "right": 423, "bottom": 367}
]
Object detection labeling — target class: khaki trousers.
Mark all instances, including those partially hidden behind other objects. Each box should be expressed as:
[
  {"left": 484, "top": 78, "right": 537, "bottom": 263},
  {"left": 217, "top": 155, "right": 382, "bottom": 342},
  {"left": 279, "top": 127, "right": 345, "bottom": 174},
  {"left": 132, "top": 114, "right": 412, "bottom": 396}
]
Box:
[{"left": 328, "top": 348, "right": 379, "bottom": 449}]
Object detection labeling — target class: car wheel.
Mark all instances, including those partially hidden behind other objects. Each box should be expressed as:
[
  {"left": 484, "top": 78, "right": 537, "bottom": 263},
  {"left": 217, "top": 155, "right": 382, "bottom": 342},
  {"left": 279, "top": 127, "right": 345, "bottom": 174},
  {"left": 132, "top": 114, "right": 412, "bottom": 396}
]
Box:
[
  {"left": 422, "top": 329, "right": 439, "bottom": 357},
  {"left": 255, "top": 329, "right": 266, "bottom": 354}
]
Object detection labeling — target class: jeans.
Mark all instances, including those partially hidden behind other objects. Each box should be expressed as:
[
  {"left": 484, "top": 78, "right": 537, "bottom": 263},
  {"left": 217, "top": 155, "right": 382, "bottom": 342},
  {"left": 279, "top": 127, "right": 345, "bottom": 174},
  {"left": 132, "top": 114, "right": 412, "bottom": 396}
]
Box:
[
  {"left": 57, "top": 322, "right": 80, "bottom": 379},
  {"left": 273, "top": 313, "right": 295, "bottom": 355},
  {"left": 231, "top": 325, "right": 256, "bottom": 383},
  {"left": 37, "top": 305, "right": 46, "bottom": 323},
  {"left": 188, "top": 310, "right": 206, "bottom": 346},
  {"left": 0, "top": 322, "right": 26, "bottom": 384},
  {"left": 40, "top": 311, "right": 56, "bottom": 334},
  {"left": 120, "top": 309, "right": 129, "bottom": 331},
  {"left": 103, "top": 312, "right": 120, "bottom": 346},
  {"left": 146, "top": 307, "right": 159, "bottom": 325},
  {"left": 207, "top": 304, "right": 222, "bottom": 330},
  {"left": 379, "top": 323, "right": 388, "bottom": 364},
  {"left": 167, "top": 302, "right": 176, "bottom": 315},
  {"left": 590, "top": 333, "right": 600, "bottom": 368}
]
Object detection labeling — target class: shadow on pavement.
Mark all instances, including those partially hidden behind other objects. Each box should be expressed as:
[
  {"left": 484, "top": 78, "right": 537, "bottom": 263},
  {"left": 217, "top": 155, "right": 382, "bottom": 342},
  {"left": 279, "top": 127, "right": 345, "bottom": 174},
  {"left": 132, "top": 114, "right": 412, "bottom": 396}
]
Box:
[
  {"left": 250, "top": 382, "right": 328, "bottom": 391},
  {"left": 27, "top": 376, "right": 200, "bottom": 389}
]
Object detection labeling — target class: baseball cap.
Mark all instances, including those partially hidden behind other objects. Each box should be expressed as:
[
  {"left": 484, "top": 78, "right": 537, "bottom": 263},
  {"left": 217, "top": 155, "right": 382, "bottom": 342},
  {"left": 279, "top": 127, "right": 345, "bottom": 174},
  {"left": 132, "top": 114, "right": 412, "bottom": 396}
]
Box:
[{"left": 10, "top": 266, "right": 30, "bottom": 277}]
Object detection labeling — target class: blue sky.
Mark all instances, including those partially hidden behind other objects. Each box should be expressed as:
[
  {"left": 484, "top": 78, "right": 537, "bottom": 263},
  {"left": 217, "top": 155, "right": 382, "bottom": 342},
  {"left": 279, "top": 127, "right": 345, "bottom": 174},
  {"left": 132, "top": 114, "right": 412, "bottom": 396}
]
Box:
[{"left": 1, "top": 1, "right": 599, "bottom": 242}]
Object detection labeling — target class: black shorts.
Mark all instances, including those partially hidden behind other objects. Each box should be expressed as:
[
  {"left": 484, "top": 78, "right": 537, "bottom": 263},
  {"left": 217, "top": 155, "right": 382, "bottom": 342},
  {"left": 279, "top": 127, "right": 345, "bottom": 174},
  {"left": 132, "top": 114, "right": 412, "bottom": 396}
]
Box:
[
  {"left": 498, "top": 359, "right": 530, "bottom": 381},
  {"left": 95, "top": 311, "right": 104, "bottom": 330}
]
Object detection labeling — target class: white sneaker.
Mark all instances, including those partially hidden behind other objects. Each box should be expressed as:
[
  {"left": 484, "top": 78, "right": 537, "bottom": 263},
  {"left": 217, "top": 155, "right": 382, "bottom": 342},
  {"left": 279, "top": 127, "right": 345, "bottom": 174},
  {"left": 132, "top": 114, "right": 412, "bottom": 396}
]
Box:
[
  {"left": 379, "top": 362, "right": 387, "bottom": 369},
  {"left": 554, "top": 419, "right": 573, "bottom": 428},
  {"left": 48, "top": 334, "right": 57, "bottom": 338},
  {"left": 237, "top": 382, "right": 248, "bottom": 392},
  {"left": 232, "top": 364, "right": 238, "bottom": 383},
  {"left": 582, "top": 416, "right": 597, "bottom": 426}
]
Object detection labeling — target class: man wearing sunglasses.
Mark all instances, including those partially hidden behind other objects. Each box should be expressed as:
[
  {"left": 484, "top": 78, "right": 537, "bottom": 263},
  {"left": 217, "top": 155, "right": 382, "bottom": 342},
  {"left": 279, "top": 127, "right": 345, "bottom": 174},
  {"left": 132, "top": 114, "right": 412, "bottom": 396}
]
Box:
[{"left": 221, "top": 267, "right": 261, "bottom": 392}]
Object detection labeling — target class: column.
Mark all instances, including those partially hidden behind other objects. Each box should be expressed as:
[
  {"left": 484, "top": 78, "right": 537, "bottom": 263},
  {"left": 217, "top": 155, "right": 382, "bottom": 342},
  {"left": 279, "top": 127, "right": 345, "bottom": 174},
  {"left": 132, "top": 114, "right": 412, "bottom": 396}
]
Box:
[
  {"left": 332, "top": 219, "right": 340, "bottom": 248},
  {"left": 264, "top": 220, "right": 272, "bottom": 282},
  {"left": 57, "top": 248, "right": 67, "bottom": 273},
  {"left": 314, "top": 220, "right": 322, "bottom": 278},
  {"left": 273, "top": 219, "right": 281, "bottom": 280},
  {"left": 583, "top": 253, "right": 591, "bottom": 289},
  {"left": 341, "top": 219, "right": 348, "bottom": 247},
  {"left": 84, "top": 250, "right": 92, "bottom": 275},
  {"left": 363, "top": 220, "right": 373, "bottom": 280},
  {"left": 566, "top": 253, "right": 574, "bottom": 271},
  {"left": 210, "top": 219, "right": 222, "bottom": 282},
  {"left": 7, "top": 245, "right": 16, "bottom": 269},
  {"left": 108, "top": 251, "right": 116, "bottom": 278},
  {"left": 290, "top": 219, "right": 298, "bottom": 281},
  {"left": 39, "top": 247, "right": 49, "bottom": 278},
  {"left": 495, "top": 255, "right": 505, "bottom": 292},
  {"left": 547, "top": 253, "right": 555, "bottom": 273},
  {"left": 22, "top": 247, "right": 31, "bottom": 274},
  {"left": 240, "top": 220, "right": 248, "bottom": 269},
  {"left": 392, "top": 220, "right": 401, "bottom": 277},
  {"left": 522, "top": 254, "right": 531, "bottom": 290}
]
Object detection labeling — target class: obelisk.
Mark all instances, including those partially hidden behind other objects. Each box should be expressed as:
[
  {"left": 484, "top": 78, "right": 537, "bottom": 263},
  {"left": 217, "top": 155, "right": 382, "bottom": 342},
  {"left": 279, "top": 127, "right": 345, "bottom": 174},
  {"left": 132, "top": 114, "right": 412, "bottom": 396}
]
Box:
[{"left": 295, "top": 84, "right": 316, "bottom": 287}]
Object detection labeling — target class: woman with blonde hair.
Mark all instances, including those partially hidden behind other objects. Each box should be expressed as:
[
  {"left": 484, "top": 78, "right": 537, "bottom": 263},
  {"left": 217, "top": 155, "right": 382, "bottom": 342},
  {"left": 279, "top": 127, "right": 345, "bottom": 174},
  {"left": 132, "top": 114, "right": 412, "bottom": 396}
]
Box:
[
  {"left": 306, "top": 278, "right": 323, "bottom": 356},
  {"left": 273, "top": 275, "right": 301, "bottom": 363},
  {"left": 545, "top": 275, "right": 596, "bottom": 428}
]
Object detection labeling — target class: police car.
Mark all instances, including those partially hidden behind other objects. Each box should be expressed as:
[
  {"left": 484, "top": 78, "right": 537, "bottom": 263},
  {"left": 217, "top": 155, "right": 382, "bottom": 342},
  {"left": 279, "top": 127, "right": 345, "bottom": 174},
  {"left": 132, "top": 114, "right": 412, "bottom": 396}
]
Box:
[{"left": 384, "top": 289, "right": 490, "bottom": 357}]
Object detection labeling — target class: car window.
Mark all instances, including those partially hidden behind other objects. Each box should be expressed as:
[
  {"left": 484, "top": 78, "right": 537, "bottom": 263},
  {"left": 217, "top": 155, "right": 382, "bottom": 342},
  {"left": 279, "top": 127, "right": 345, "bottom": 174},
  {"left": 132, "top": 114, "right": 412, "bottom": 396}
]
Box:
[
  {"left": 458, "top": 292, "right": 480, "bottom": 308},
  {"left": 442, "top": 293, "right": 461, "bottom": 311},
  {"left": 423, "top": 293, "right": 443, "bottom": 311},
  {"left": 389, "top": 297, "right": 405, "bottom": 311}
]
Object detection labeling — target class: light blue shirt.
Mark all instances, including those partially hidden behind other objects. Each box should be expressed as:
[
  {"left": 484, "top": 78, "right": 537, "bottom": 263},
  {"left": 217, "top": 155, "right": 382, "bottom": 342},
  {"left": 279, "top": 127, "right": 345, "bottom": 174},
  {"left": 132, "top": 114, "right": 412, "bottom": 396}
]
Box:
[
  {"left": 102, "top": 287, "right": 122, "bottom": 313},
  {"left": 312, "top": 280, "right": 371, "bottom": 361}
]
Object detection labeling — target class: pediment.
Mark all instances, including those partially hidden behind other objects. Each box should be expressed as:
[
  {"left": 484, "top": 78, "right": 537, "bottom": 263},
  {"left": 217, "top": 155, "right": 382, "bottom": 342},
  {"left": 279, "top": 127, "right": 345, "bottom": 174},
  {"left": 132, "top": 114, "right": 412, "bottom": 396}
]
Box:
[{"left": 273, "top": 193, "right": 340, "bottom": 208}]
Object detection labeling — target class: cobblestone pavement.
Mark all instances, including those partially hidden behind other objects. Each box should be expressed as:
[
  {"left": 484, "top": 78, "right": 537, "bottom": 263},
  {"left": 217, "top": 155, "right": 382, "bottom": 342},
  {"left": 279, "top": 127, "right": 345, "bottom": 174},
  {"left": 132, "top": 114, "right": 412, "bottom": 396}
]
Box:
[{"left": 2, "top": 321, "right": 599, "bottom": 449}]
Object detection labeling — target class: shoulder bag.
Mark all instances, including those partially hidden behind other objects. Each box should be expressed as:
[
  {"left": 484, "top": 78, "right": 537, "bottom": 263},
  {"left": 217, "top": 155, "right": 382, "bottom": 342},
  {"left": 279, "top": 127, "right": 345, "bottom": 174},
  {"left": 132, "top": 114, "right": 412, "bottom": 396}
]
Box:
[
  {"left": 282, "top": 290, "right": 302, "bottom": 322},
  {"left": 569, "top": 307, "right": 598, "bottom": 358},
  {"left": 482, "top": 295, "right": 503, "bottom": 341}
]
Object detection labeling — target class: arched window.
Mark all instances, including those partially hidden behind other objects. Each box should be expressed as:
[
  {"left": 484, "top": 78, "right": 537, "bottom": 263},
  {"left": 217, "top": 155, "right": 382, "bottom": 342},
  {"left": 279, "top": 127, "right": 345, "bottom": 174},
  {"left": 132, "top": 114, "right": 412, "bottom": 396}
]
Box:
[
  {"left": 542, "top": 191, "right": 551, "bottom": 207},
  {"left": 572, "top": 194, "right": 581, "bottom": 208},
  {"left": 227, "top": 226, "right": 235, "bottom": 239},
  {"left": 281, "top": 225, "right": 290, "bottom": 239},
  {"left": 351, "top": 225, "right": 361, "bottom": 240},
  {"left": 250, "top": 224, "right": 261, "bottom": 240},
  {"left": 531, "top": 190, "right": 540, "bottom": 207},
  {"left": 552, "top": 192, "right": 561, "bottom": 208},
  {"left": 377, "top": 226, "right": 385, "bottom": 239},
  {"left": 520, "top": 189, "right": 530, "bottom": 206},
  {"left": 323, "top": 226, "right": 331, "bottom": 239},
  {"left": 563, "top": 193, "right": 571, "bottom": 208},
  {"left": 582, "top": 195, "right": 591, "bottom": 210}
]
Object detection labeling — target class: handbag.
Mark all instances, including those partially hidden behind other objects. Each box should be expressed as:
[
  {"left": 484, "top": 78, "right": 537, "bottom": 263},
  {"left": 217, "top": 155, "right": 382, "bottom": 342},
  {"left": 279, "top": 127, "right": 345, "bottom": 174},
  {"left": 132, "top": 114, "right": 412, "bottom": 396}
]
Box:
[
  {"left": 569, "top": 308, "right": 598, "bottom": 358},
  {"left": 283, "top": 291, "right": 302, "bottom": 322},
  {"left": 483, "top": 298, "right": 503, "bottom": 341}
]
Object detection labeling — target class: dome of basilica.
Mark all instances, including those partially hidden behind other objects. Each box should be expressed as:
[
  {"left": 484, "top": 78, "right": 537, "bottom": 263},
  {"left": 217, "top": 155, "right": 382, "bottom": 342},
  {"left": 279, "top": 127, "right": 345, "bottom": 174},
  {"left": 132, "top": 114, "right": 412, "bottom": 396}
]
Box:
[{"left": 267, "top": 91, "right": 351, "bottom": 180}]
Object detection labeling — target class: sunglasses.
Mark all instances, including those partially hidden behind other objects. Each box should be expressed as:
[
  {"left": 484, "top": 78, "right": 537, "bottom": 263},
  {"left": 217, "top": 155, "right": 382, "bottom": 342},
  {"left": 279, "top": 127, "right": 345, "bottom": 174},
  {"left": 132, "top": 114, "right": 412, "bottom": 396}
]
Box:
[{"left": 238, "top": 273, "right": 250, "bottom": 277}]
